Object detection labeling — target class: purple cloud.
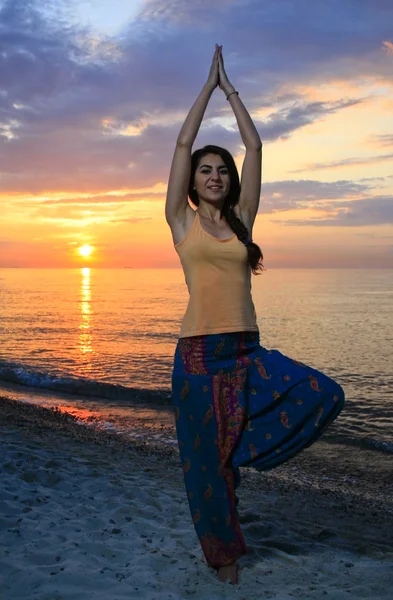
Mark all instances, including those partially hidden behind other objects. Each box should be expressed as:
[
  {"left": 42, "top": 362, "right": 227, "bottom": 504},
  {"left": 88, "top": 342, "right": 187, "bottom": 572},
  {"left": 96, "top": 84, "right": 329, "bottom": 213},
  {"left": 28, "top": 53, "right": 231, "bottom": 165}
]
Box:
[
  {"left": 271, "top": 196, "right": 393, "bottom": 226},
  {"left": 259, "top": 99, "right": 365, "bottom": 141},
  {"left": 292, "top": 153, "right": 393, "bottom": 172},
  {"left": 1, "top": 0, "right": 392, "bottom": 198}
]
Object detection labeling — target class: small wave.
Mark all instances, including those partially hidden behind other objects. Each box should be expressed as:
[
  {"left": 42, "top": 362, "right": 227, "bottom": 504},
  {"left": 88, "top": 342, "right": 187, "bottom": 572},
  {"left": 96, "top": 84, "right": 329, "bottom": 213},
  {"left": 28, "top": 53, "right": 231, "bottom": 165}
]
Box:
[
  {"left": 0, "top": 360, "right": 171, "bottom": 406},
  {"left": 1, "top": 361, "right": 391, "bottom": 456}
]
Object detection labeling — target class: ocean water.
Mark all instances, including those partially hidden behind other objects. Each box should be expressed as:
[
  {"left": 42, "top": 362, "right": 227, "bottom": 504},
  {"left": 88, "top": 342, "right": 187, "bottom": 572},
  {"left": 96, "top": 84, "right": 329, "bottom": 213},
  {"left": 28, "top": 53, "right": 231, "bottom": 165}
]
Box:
[{"left": 0, "top": 268, "right": 392, "bottom": 454}]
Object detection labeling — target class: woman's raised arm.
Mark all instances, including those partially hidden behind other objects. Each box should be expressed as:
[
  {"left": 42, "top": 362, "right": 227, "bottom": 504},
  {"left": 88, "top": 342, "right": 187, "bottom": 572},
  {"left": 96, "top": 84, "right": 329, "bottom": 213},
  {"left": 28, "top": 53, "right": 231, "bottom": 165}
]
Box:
[
  {"left": 165, "top": 46, "right": 219, "bottom": 226},
  {"left": 218, "top": 46, "right": 262, "bottom": 230}
]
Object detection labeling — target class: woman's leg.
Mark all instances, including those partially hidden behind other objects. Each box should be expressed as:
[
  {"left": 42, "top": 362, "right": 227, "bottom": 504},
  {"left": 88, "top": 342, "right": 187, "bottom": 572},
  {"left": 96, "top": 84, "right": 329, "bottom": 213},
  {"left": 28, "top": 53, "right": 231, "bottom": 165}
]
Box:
[
  {"left": 172, "top": 372, "right": 248, "bottom": 569},
  {"left": 232, "top": 364, "right": 345, "bottom": 471}
]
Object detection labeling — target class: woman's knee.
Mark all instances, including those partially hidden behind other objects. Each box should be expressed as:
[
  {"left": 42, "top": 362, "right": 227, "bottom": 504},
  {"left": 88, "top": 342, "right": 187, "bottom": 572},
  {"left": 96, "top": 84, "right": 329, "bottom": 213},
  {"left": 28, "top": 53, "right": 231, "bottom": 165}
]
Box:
[
  {"left": 322, "top": 378, "right": 345, "bottom": 409},
  {"left": 333, "top": 382, "right": 345, "bottom": 407}
]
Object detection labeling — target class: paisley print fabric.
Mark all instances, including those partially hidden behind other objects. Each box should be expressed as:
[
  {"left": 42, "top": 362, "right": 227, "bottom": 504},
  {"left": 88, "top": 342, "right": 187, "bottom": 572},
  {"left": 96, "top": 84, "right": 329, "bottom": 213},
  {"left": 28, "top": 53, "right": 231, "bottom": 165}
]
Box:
[{"left": 171, "top": 331, "right": 345, "bottom": 569}]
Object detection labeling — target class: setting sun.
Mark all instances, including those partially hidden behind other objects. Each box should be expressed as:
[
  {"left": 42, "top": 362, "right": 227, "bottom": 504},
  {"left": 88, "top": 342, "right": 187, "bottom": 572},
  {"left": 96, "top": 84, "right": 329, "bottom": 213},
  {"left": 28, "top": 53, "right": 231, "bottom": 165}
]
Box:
[{"left": 78, "top": 245, "right": 94, "bottom": 258}]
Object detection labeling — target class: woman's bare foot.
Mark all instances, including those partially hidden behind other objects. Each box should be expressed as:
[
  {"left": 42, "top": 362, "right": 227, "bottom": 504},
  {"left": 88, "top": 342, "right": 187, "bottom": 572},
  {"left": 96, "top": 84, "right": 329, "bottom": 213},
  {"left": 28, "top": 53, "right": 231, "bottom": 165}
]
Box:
[{"left": 216, "top": 562, "right": 238, "bottom": 584}]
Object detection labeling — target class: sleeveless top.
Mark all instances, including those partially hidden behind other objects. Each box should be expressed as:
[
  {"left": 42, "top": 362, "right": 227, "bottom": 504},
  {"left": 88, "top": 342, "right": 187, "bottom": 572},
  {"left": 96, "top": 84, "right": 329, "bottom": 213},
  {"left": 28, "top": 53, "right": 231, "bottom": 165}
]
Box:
[{"left": 174, "top": 211, "right": 259, "bottom": 338}]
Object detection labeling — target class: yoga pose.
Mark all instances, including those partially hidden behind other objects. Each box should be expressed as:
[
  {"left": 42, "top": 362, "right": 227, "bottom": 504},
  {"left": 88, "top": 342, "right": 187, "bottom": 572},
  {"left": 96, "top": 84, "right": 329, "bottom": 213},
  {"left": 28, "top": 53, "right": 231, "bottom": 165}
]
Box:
[{"left": 166, "top": 45, "right": 345, "bottom": 585}]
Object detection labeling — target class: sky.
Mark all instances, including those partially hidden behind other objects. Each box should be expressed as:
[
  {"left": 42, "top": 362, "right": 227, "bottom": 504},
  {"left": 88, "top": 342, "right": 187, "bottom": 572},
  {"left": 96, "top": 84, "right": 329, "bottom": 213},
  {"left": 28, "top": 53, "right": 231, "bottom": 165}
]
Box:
[{"left": 1, "top": 0, "right": 392, "bottom": 268}]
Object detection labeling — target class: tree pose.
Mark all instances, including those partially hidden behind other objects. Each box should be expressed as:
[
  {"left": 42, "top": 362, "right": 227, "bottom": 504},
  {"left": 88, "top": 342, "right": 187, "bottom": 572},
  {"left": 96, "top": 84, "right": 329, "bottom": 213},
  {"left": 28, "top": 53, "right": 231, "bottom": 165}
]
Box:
[{"left": 166, "top": 45, "right": 345, "bottom": 585}]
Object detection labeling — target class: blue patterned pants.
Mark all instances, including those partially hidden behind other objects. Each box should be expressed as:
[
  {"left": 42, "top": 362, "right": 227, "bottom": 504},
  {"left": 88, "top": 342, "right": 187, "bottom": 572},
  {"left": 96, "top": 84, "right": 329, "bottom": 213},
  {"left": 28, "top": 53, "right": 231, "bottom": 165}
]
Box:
[{"left": 171, "top": 331, "right": 345, "bottom": 568}]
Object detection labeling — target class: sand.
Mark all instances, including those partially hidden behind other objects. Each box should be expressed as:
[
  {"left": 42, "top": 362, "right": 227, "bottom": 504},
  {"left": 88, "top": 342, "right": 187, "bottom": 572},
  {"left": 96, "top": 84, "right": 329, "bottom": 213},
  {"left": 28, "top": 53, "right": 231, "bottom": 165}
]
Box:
[{"left": 0, "top": 395, "right": 392, "bottom": 600}]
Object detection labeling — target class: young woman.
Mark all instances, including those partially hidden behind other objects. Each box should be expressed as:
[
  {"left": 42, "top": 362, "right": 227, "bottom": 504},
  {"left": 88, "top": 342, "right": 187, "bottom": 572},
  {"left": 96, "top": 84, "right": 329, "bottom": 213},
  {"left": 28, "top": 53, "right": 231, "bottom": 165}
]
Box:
[{"left": 166, "top": 45, "right": 345, "bottom": 585}]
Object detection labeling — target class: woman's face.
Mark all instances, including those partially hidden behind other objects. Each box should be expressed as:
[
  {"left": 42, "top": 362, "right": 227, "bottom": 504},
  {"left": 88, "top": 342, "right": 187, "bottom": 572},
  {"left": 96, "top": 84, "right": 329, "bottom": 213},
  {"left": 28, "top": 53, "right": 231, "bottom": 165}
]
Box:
[{"left": 194, "top": 153, "right": 230, "bottom": 204}]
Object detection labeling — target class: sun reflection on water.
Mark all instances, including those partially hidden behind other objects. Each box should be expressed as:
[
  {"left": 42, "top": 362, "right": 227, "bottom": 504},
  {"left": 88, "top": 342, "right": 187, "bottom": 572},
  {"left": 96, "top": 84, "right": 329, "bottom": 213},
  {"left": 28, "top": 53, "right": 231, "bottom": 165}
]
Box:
[{"left": 79, "top": 267, "right": 93, "bottom": 372}]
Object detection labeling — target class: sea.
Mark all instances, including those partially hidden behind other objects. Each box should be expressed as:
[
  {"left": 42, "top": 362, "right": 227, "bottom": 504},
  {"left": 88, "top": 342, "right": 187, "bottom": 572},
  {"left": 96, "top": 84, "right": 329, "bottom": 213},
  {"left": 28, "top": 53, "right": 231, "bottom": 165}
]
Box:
[{"left": 0, "top": 267, "right": 392, "bottom": 455}]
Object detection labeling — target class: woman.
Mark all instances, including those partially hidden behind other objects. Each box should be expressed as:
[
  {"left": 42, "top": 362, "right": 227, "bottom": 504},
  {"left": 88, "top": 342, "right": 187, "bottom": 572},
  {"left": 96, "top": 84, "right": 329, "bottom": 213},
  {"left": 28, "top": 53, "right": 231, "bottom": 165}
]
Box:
[{"left": 165, "top": 45, "right": 345, "bottom": 585}]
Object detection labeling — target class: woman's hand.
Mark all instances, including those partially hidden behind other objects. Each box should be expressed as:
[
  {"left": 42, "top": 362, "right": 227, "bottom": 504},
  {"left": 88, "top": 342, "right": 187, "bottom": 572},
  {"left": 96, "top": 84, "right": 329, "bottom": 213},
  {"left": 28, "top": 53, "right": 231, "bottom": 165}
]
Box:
[
  {"left": 205, "top": 44, "right": 220, "bottom": 91},
  {"left": 218, "top": 46, "right": 234, "bottom": 95}
]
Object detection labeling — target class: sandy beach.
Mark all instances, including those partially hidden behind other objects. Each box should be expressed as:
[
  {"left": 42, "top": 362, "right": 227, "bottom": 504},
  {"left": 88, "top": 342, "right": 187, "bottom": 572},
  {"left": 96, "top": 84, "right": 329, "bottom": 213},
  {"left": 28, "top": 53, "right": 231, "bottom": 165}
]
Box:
[{"left": 1, "top": 395, "right": 392, "bottom": 600}]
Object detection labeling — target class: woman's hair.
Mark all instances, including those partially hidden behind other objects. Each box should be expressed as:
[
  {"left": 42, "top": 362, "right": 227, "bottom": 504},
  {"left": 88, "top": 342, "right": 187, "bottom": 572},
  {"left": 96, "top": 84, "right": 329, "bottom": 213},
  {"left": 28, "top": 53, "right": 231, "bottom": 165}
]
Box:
[{"left": 188, "top": 144, "right": 264, "bottom": 275}]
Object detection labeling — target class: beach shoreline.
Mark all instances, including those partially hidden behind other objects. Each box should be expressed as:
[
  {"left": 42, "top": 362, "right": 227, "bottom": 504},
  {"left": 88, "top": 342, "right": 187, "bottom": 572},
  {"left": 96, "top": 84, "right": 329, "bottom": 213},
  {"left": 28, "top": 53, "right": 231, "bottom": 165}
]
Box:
[{"left": 1, "top": 395, "right": 392, "bottom": 599}]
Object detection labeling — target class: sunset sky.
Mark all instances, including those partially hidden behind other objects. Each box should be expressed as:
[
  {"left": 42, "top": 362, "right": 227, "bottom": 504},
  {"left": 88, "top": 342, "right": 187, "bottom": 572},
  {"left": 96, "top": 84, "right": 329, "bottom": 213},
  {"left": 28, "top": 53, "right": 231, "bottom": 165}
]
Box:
[{"left": 1, "top": 0, "right": 392, "bottom": 268}]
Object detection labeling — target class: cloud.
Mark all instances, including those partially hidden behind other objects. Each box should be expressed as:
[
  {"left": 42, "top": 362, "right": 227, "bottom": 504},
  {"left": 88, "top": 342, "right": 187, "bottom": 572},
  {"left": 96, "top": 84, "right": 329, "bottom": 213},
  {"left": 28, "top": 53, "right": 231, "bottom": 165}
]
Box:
[
  {"left": 138, "top": 0, "right": 237, "bottom": 24},
  {"left": 292, "top": 153, "right": 393, "bottom": 172},
  {"left": 109, "top": 216, "right": 152, "bottom": 223},
  {"left": 259, "top": 98, "right": 364, "bottom": 141},
  {"left": 383, "top": 41, "right": 393, "bottom": 55},
  {"left": 6, "top": 193, "right": 165, "bottom": 207},
  {"left": 258, "top": 179, "right": 393, "bottom": 228},
  {"left": 258, "top": 179, "right": 375, "bottom": 217},
  {"left": 369, "top": 134, "right": 393, "bottom": 147},
  {"left": 271, "top": 196, "right": 393, "bottom": 226},
  {"left": 0, "top": 93, "right": 367, "bottom": 195},
  {"left": 1, "top": 0, "right": 393, "bottom": 198},
  {"left": 260, "top": 179, "right": 373, "bottom": 213}
]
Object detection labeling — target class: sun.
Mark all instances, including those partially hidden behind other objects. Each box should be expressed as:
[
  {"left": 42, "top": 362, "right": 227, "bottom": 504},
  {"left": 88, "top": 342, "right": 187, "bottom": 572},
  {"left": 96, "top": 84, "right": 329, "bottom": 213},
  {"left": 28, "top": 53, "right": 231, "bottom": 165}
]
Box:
[{"left": 78, "top": 245, "right": 94, "bottom": 258}]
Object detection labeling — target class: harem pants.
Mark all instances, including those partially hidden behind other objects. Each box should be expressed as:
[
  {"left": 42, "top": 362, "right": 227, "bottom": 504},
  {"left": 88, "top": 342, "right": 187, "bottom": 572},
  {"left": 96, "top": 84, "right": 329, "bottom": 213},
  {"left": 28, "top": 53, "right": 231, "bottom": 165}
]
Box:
[{"left": 171, "top": 331, "right": 345, "bottom": 569}]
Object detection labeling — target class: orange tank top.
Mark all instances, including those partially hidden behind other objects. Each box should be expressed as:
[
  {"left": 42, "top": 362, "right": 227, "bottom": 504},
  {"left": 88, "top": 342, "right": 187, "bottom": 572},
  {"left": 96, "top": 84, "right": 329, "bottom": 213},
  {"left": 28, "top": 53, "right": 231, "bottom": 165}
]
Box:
[{"left": 174, "top": 211, "right": 259, "bottom": 338}]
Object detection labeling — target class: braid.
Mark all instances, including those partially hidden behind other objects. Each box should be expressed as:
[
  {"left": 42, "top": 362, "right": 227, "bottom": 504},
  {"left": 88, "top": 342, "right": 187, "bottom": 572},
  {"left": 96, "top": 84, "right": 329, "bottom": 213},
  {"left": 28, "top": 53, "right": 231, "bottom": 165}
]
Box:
[{"left": 223, "top": 205, "right": 264, "bottom": 275}]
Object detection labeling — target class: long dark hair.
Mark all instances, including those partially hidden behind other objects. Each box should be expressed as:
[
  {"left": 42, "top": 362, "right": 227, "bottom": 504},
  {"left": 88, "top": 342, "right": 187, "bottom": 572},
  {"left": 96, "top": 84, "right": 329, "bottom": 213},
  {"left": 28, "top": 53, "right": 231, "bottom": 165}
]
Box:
[{"left": 188, "top": 145, "right": 264, "bottom": 275}]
